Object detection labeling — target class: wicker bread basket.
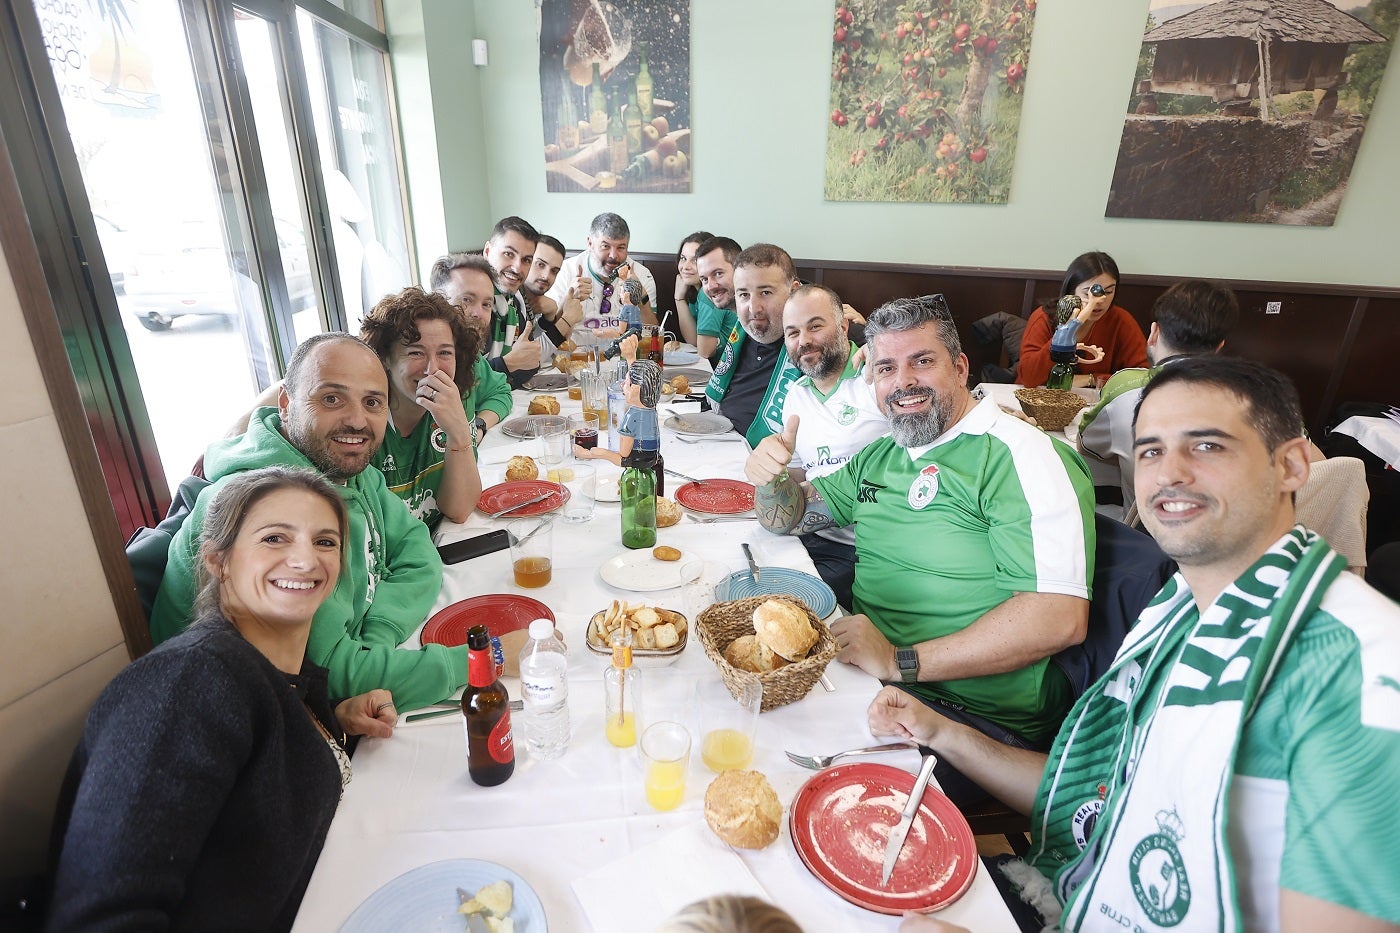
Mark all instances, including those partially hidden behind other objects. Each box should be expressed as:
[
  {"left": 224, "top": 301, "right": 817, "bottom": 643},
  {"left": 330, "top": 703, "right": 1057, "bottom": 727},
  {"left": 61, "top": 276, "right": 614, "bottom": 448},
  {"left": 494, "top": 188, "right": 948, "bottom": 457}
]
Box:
[
  {"left": 696, "top": 596, "right": 837, "bottom": 712},
  {"left": 1014, "top": 387, "right": 1088, "bottom": 432}
]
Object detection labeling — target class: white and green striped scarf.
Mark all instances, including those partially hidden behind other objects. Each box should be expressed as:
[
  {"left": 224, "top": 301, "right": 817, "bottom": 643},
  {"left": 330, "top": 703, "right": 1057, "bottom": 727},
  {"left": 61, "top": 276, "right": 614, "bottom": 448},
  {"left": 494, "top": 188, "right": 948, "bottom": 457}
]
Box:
[{"left": 1027, "top": 525, "right": 1344, "bottom": 931}]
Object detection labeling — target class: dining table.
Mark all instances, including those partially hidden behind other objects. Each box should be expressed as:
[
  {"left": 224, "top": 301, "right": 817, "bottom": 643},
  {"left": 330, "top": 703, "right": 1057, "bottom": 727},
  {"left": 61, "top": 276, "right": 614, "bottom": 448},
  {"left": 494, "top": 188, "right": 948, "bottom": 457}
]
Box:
[{"left": 292, "top": 366, "right": 1021, "bottom": 932}]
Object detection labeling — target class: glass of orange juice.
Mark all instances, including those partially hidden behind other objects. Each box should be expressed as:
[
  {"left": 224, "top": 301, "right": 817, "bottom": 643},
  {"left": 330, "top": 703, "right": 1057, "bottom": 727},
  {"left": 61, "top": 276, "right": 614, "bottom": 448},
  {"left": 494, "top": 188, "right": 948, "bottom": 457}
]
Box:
[
  {"left": 697, "top": 676, "right": 761, "bottom": 772},
  {"left": 507, "top": 517, "right": 552, "bottom": 588},
  {"left": 640, "top": 721, "right": 690, "bottom": 811}
]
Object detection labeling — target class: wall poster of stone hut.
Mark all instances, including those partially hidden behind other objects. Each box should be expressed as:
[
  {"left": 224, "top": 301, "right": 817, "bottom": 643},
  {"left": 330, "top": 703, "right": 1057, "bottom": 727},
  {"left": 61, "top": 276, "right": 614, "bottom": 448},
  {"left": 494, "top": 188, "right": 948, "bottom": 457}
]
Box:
[
  {"left": 537, "top": 0, "right": 692, "bottom": 193},
  {"left": 1107, "top": 0, "right": 1395, "bottom": 225}
]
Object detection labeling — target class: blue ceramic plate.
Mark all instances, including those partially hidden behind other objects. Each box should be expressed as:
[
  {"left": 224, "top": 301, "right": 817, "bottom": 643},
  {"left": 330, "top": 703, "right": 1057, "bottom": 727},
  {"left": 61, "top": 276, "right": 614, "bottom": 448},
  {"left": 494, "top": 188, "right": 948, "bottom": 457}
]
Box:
[
  {"left": 714, "top": 568, "right": 838, "bottom": 619},
  {"left": 340, "top": 858, "right": 547, "bottom": 932},
  {"left": 664, "top": 349, "right": 700, "bottom": 365}
]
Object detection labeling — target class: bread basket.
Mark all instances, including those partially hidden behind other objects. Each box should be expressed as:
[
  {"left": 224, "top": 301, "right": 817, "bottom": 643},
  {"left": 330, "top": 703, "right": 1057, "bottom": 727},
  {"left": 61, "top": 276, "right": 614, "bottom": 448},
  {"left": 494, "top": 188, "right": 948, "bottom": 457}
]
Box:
[
  {"left": 1014, "top": 387, "right": 1088, "bottom": 432},
  {"left": 696, "top": 596, "right": 836, "bottom": 712}
]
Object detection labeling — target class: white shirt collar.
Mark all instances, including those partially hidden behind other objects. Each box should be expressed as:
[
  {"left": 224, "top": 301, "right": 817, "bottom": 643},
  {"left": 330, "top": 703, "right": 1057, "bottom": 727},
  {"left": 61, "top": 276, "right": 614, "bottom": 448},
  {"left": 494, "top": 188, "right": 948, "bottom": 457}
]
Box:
[{"left": 902, "top": 394, "right": 997, "bottom": 462}]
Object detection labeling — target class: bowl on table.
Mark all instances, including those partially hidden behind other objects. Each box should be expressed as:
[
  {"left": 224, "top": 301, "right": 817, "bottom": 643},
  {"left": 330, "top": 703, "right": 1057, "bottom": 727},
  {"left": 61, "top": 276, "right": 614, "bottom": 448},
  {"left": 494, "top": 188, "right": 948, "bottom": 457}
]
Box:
[{"left": 585, "top": 602, "right": 689, "bottom": 668}]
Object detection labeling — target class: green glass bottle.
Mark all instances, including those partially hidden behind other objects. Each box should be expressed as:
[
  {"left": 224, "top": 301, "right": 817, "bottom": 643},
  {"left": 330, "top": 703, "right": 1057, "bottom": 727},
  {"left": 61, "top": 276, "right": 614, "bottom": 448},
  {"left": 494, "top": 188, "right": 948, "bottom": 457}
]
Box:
[
  {"left": 624, "top": 80, "right": 643, "bottom": 157},
  {"left": 635, "top": 42, "right": 654, "bottom": 123},
  {"left": 607, "top": 89, "right": 628, "bottom": 174},
  {"left": 588, "top": 63, "right": 608, "bottom": 137},
  {"left": 557, "top": 77, "right": 580, "bottom": 153},
  {"left": 620, "top": 454, "right": 657, "bottom": 549},
  {"left": 1046, "top": 349, "right": 1077, "bottom": 390}
]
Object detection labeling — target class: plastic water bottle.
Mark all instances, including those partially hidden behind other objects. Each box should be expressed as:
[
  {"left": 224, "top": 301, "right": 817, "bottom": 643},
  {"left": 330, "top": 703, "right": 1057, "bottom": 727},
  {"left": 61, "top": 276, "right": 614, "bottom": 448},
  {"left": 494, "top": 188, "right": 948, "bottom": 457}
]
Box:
[{"left": 518, "top": 619, "right": 570, "bottom": 759}]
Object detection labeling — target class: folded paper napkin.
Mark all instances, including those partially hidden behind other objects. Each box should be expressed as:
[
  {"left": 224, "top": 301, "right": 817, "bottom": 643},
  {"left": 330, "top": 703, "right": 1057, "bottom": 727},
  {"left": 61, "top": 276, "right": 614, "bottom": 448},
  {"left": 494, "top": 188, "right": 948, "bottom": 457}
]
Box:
[
  {"left": 572, "top": 823, "right": 769, "bottom": 930},
  {"left": 1333, "top": 416, "right": 1400, "bottom": 469},
  {"left": 479, "top": 438, "right": 542, "bottom": 466}
]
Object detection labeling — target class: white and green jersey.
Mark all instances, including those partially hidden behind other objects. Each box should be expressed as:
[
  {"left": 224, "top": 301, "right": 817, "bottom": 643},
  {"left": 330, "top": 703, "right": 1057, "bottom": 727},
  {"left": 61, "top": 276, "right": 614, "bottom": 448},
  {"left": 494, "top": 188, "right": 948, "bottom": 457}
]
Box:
[
  {"left": 782, "top": 348, "right": 889, "bottom": 546},
  {"left": 812, "top": 396, "right": 1095, "bottom": 744},
  {"left": 1225, "top": 572, "right": 1400, "bottom": 927}
]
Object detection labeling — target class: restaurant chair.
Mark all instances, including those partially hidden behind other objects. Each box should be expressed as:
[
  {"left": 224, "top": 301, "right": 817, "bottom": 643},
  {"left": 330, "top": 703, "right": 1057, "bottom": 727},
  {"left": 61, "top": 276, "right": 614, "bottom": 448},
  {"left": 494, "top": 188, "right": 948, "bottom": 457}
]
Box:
[
  {"left": 968, "top": 514, "right": 1176, "bottom": 852},
  {"left": 1295, "top": 456, "right": 1369, "bottom": 573}
]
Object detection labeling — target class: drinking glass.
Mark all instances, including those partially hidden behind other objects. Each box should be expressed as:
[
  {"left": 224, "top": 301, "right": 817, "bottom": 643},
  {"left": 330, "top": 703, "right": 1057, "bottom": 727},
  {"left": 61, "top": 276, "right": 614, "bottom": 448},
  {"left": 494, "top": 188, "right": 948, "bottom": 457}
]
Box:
[
  {"left": 640, "top": 721, "right": 690, "bottom": 811},
  {"left": 578, "top": 370, "right": 609, "bottom": 436},
  {"left": 697, "top": 676, "right": 761, "bottom": 773},
  {"left": 531, "top": 420, "right": 569, "bottom": 466},
  {"left": 508, "top": 517, "right": 552, "bottom": 588},
  {"left": 570, "top": 413, "right": 600, "bottom": 455},
  {"left": 561, "top": 464, "right": 596, "bottom": 523}
]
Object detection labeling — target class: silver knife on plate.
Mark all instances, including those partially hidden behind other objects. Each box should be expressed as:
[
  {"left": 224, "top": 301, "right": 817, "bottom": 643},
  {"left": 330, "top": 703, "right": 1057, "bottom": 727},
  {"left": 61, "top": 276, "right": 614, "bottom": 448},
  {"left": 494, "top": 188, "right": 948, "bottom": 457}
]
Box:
[
  {"left": 880, "top": 751, "right": 938, "bottom": 886},
  {"left": 488, "top": 492, "right": 552, "bottom": 519}
]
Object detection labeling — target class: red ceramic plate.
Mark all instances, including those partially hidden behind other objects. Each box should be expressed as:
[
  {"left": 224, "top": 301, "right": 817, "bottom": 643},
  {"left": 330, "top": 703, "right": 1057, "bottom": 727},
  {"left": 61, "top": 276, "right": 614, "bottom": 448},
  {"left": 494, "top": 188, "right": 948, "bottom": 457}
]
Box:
[
  {"left": 478, "top": 480, "right": 569, "bottom": 517},
  {"left": 420, "top": 594, "right": 555, "bottom": 648},
  {"left": 674, "top": 479, "right": 755, "bottom": 515},
  {"left": 789, "top": 762, "right": 977, "bottom": 915}
]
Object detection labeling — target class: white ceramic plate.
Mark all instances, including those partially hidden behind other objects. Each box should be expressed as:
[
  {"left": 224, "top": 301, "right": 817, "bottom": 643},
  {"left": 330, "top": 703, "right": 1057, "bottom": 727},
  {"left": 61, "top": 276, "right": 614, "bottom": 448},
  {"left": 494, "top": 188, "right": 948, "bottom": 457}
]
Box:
[
  {"left": 600, "top": 552, "right": 704, "bottom": 591},
  {"left": 664, "top": 412, "right": 734, "bottom": 436},
  {"left": 340, "top": 858, "right": 546, "bottom": 932},
  {"left": 664, "top": 349, "right": 700, "bottom": 365},
  {"left": 588, "top": 473, "right": 622, "bottom": 502}
]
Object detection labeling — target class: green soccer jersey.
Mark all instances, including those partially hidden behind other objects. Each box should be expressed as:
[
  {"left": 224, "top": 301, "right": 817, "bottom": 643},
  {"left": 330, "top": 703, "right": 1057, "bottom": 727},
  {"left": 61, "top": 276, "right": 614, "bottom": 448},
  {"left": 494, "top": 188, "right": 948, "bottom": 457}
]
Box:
[
  {"left": 695, "top": 291, "right": 738, "bottom": 347},
  {"left": 811, "top": 397, "right": 1095, "bottom": 743},
  {"left": 375, "top": 390, "right": 482, "bottom": 529}
]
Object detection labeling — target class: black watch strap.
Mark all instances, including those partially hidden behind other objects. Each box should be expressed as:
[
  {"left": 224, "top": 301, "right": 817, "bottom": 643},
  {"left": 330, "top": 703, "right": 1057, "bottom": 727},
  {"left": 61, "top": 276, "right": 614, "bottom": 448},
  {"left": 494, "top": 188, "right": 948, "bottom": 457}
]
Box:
[{"left": 473, "top": 417, "right": 488, "bottom": 434}]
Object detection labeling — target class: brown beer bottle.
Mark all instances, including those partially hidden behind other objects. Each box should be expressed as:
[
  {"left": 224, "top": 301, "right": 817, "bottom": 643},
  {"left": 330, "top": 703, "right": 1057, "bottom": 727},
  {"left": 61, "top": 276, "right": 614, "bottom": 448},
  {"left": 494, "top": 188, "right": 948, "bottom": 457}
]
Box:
[{"left": 462, "top": 624, "right": 515, "bottom": 786}]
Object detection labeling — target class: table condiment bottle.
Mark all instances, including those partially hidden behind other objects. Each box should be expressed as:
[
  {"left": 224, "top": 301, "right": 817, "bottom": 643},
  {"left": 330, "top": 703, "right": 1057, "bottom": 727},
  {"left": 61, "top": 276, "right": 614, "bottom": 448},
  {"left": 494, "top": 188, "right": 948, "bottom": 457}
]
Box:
[
  {"left": 1046, "top": 349, "right": 1078, "bottom": 390},
  {"left": 462, "top": 624, "right": 515, "bottom": 786},
  {"left": 604, "top": 629, "right": 642, "bottom": 747},
  {"left": 1046, "top": 294, "right": 1085, "bottom": 390},
  {"left": 620, "top": 451, "right": 657, "bottom": 548}
]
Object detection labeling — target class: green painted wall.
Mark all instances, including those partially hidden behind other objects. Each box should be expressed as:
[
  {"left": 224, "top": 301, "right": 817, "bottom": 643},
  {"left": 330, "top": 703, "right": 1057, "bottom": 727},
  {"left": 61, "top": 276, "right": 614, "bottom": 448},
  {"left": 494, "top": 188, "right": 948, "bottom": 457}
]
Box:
[{"left": 398, "top": 0, "right": 1400, "bottom": 288}]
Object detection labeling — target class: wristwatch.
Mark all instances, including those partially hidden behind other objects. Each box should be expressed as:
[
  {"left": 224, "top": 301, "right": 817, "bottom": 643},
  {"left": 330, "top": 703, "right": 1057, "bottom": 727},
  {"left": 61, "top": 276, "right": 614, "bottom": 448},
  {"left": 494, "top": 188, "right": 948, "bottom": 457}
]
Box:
[
  {"left": 895, "top": 647, "right": 919, "bottom": 684},
  {"left": 473, "top": 417, "right": 488, "bottom": 443}
]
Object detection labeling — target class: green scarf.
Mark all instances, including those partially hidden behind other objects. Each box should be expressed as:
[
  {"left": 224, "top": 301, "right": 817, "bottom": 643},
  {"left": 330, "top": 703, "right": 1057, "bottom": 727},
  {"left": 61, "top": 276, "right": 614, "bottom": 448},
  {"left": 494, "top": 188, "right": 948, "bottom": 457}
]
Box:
[
  {"left": 1028, "top": 525, "right": 1343, "bottom": 931},
  {"left": 704, "top": 319, "right": 800, "bottom": 445},
  {"left": 491, "top": 288, "right": 524, "bottom": 357}
]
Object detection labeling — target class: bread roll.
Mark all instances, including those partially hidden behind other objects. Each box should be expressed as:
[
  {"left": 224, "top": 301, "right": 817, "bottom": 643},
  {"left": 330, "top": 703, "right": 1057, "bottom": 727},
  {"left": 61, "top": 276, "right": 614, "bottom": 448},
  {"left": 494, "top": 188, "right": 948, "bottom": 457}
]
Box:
[
  {"left": 505, "top": 455, "right": 538, "bottom": 482},
  {"left": 705, "top": 770, "right": 782, "bottom": 849},
  {"left": 670, "top": 375, "right": 690, "bottom": 394},
  {"left": 723, "top": 634, "right": 788, "bottom": 674},
  {"left": 752, "top": 599, "right": 818, "bottom": 661},
  {"left": 655, "top": 497, "right": 682, "bottom": 527},
  {"left": 528, "top": 396, "right": 560, "bottom": 415}
]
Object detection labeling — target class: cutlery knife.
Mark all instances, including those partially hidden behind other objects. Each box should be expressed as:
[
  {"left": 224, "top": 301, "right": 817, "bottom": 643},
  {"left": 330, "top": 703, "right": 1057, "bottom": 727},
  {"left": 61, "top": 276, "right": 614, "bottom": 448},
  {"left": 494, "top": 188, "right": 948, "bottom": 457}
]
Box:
[
  {"left": 664, "top": 468, "right": 705, "bottom": 486},
  {"left": 405, "top": 700, "right": 522, "bottom": 723},
  {"left": 741, "top": 543, "right": 762, "bottom": 583},
  {"left": 488, "top": 492, "right": 552, "bottom": 519},
  {"left": 881, "top": 751, "right": 938, "bottom": 886}
]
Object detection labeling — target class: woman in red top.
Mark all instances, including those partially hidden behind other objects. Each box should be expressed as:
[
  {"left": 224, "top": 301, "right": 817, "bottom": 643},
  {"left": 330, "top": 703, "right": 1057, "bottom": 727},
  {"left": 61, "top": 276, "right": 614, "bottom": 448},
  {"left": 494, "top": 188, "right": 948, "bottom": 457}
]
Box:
[{"left": 1016, "top": 251, "right": 1149, "bottom": 387}]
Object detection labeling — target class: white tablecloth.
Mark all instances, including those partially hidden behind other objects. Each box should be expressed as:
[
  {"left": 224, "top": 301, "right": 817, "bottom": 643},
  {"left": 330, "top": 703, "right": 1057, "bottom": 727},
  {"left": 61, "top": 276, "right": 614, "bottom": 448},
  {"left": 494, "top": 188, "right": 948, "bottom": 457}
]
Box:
[{"left": 293, "top": 385, "right": 1018, "bottom": 933}]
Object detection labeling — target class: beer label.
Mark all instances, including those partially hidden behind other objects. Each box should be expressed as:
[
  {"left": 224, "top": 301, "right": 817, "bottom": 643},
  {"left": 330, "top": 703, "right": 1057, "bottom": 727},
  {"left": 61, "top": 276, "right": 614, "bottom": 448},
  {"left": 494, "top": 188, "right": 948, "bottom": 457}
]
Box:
[{"left": 489, "top": 709, "right": 515, "bottom": 764}]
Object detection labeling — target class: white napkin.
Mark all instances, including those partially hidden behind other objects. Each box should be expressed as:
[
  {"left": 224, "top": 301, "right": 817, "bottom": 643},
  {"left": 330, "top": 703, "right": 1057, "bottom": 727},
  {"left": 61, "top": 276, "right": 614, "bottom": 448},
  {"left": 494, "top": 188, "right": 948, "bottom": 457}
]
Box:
[
  {"left": 479, "top": 438, "right": 541, "bottom": 465},
  {"left": 572, "top": 824, "right": 769, "bottom": 932}
]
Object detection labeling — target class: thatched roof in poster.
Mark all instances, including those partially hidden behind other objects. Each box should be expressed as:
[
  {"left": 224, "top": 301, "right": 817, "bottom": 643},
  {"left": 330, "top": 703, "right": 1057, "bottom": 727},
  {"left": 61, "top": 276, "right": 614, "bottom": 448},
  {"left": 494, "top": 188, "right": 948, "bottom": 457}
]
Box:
[{"left": 1144, "top": 0, "right": 1387, "bottom": 45}]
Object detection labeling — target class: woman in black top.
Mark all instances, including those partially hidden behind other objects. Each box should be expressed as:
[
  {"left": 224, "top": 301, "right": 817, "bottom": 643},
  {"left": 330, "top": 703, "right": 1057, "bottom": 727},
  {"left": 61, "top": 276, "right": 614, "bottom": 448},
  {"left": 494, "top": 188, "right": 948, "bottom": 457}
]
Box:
[{"left": 47, "top": 466, "right": 398, "bottom": 931}]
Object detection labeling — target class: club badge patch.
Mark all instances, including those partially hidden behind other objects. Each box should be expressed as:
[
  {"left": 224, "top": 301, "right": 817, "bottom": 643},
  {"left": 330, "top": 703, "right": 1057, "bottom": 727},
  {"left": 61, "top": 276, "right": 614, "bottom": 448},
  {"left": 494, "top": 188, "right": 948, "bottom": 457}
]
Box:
[
  {"left": 908, "top": 464, "right": 940, "bottom": 510},
  {"left": 1072, "top": 790, "right": 1106, "bottom": 849},
  {"left": 431, "top": 427, "right": 448, "bottom": 453}
]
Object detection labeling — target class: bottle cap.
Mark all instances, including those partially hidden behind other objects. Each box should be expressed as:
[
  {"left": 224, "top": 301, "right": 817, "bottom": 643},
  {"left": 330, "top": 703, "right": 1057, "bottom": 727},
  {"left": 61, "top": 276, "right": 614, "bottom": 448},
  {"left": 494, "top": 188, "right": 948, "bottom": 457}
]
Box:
[{"left": 529, "top": 618, "right": 555, "bottom": 640}]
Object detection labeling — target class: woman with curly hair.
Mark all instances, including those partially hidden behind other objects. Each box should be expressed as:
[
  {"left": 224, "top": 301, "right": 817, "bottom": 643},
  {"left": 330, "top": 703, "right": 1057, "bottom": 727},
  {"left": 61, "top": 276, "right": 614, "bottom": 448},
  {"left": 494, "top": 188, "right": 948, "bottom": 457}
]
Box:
[{"left": 360, "top": 286, "right": 484, "bottom": 527}]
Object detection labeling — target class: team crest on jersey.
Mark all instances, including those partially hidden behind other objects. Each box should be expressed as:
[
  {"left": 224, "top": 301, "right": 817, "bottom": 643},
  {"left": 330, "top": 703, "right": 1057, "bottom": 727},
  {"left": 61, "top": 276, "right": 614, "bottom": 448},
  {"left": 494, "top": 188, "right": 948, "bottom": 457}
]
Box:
[
  {"left": 1071, "top": 788, "right": 1106, "bottom": 849},
  {"left": 907, "top": 464, "right": 940, "bottom": 510},
  {"left": 836, "top": 403, "right": 858, "bottom": 426},
  {"left": 380, "top": 453, "right": 397, "bottom": 472},
  {"left": 1129, "top": 808, "right": 1191, "bottom": 926},
  {"left": 431, "top": 427, "right": 448, "bottom": 453}
]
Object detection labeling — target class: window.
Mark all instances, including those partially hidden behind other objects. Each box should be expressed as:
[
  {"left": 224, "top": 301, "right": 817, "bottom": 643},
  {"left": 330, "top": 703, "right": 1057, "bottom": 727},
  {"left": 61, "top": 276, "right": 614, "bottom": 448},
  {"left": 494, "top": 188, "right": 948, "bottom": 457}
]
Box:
[{"left": 6, "top": 0, "right": 410, "bottom": 535}]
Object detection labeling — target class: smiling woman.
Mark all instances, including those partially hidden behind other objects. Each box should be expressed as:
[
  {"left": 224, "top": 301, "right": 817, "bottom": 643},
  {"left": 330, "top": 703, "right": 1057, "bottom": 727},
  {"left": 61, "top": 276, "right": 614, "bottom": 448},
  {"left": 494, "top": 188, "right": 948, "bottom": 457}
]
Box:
[{"left": 45, "top": 467, "right": 399, "bottom": 932}]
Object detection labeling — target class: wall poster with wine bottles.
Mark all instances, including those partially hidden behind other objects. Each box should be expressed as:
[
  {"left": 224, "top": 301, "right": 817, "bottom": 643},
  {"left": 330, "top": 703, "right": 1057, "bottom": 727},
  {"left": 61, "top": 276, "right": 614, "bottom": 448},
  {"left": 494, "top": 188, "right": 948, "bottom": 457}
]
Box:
[{"left": 538, "top": 0, "right": 692, "bottom": 193}]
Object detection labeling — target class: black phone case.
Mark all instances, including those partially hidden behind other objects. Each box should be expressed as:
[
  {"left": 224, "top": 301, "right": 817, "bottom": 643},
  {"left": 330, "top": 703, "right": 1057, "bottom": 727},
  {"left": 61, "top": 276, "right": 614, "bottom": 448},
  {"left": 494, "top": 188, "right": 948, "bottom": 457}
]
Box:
[{"left": 436, "top": 529, "right": 510, "bottom": 564}]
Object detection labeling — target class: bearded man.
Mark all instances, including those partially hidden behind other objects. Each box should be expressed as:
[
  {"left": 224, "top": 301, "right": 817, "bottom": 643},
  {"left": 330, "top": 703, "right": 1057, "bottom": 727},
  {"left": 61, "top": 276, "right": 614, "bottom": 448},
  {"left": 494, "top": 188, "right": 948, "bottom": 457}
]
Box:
[{"left": 749, "top": 295, "right": 1096, "bottom": 804}]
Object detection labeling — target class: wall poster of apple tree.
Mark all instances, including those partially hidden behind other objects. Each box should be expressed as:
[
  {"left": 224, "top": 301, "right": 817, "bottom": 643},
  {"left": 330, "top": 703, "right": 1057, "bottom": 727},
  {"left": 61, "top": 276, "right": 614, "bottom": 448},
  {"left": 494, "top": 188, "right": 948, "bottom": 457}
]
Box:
[{"left": 825, "top": 0, "right": 1036, "bottom": 203}]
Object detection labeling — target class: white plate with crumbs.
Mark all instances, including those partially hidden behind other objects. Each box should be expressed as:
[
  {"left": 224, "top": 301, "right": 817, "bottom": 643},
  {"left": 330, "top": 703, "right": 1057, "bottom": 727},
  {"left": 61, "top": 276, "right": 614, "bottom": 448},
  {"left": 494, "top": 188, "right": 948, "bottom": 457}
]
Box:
[
  {"left": 340, "top": 858, "right": 546, "bottom": 931},
  {"left": 600, "top": 552, "right": 703, "bottom": 591}
]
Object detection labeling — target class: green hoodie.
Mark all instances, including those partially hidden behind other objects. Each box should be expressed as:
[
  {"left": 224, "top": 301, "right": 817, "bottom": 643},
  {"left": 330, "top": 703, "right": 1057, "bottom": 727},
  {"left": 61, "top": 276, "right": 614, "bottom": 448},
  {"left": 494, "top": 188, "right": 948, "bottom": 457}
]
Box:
[{"left": 149, "top": 408, "right": 461, "bottom": 710}]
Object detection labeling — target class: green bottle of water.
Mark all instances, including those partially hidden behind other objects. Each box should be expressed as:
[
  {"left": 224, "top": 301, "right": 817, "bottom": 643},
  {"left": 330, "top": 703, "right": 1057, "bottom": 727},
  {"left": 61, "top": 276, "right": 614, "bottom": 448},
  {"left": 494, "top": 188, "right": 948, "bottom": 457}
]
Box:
[{"left": 620, "top": 454, "right": 657, "bottom": 549}]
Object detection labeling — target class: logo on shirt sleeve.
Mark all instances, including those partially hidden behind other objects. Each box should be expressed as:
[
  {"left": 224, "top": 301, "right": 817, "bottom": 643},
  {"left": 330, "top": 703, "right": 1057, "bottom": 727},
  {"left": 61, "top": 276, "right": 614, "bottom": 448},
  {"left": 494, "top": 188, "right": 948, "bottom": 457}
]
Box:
[{"left": 907, "top": 464, "right": 940, "bottom": 510}]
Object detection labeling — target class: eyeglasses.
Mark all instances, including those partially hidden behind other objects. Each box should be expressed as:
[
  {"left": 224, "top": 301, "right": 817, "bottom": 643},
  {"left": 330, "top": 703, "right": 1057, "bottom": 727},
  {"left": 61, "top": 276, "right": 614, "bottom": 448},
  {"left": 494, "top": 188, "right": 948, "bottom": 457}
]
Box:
[
  {"left": 599, "top": 281, "right": 614, "bottom": 318},
  {"left": 917, "top": 293, "right": 951, "bottom": 317}
]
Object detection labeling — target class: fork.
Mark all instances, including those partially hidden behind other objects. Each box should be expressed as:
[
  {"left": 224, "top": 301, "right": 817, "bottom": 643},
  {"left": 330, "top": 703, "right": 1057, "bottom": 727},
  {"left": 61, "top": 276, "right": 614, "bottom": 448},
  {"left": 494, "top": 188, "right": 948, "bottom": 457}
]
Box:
[
  {"left": 785, "top": 741, "right": 917, "bottom": 770},
  {"left": 688, "top": 514, "right": 757, "bottom": 523},
  {"left": 675, "top": 433, "right": 744, "bottom": 444}
]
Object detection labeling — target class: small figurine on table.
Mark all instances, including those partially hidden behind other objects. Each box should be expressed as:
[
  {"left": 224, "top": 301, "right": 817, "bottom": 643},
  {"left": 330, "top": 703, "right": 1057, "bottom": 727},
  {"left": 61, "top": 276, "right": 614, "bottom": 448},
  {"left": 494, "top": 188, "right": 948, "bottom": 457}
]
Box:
[
  {"left": 575, "top": 353, "right": 662, "bottom": 467},
  {"left": 593, "top": 266, "right": 646, "bottom": 340},
  {"left": 1052, "top": 294, "right": 1108, "bottom": 368}
]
